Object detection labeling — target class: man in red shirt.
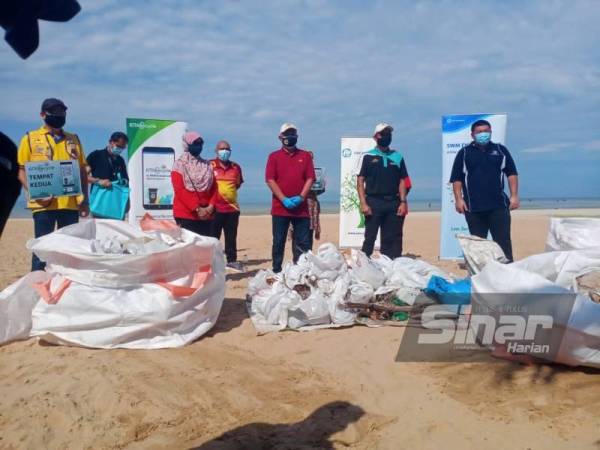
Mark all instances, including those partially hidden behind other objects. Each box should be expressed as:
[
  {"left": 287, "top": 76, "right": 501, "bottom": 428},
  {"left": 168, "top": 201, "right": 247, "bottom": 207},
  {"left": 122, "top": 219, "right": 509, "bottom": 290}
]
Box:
[
  {"left": 211, "top": 140, "right": 244, "bottom": 272},
  {"left": 265, "top": 123, "right": 315, "bottom": 273}
]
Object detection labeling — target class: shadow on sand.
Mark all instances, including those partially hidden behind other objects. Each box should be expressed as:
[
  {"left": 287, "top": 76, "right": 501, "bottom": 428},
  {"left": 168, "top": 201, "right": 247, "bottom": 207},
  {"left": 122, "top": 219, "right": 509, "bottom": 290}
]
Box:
[{"left": 191, "top": 400, "right": 365, "bottom": 450}]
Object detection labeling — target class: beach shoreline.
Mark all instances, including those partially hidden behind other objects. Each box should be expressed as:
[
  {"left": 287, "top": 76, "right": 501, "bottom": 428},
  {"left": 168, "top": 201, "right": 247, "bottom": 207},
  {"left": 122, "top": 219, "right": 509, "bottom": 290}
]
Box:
[{"left": 0, "top": 210, "right": 598, "bottom": 448}]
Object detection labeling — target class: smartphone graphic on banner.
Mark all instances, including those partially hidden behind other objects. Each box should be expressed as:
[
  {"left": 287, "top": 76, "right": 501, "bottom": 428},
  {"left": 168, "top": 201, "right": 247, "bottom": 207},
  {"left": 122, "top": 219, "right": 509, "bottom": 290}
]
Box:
[
  {"left": 60, "top": 161, "right": 77, "bottom": 194},
  {"left": 142, "top": 147, "right": 175, "bottom": 209}
]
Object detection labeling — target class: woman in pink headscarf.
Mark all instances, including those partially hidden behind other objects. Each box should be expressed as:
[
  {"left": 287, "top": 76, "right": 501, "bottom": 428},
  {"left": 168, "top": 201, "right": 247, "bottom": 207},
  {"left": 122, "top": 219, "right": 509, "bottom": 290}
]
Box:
[{"left": 171, "top": 131, "right": 217, "bottom": 236}]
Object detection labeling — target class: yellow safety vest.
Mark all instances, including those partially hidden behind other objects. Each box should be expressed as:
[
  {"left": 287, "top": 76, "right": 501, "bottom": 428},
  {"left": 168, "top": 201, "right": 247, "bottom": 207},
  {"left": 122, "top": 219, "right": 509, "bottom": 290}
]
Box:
[{"left": 17, "top": 125, "right": 87, "bottom": 212}]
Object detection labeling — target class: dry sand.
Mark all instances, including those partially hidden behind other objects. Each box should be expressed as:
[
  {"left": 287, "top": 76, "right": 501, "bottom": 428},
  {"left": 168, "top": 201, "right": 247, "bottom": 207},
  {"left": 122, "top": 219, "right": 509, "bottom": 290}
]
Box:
[{"left": 1, "top": 211, "right": 599, "bottom": 449}]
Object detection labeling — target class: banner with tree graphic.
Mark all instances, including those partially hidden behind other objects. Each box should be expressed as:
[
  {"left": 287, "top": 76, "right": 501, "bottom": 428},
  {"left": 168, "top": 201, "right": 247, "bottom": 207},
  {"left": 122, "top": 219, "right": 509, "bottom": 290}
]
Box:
[{"left": 339, "top": 137, "right": 380, "bottom": 248}]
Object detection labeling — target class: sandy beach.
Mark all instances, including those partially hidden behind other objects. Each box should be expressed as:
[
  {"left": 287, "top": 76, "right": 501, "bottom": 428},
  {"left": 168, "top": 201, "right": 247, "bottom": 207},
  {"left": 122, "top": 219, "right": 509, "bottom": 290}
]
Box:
[{"left": 1, "top": 210, "right": 599, "bottom": 449}]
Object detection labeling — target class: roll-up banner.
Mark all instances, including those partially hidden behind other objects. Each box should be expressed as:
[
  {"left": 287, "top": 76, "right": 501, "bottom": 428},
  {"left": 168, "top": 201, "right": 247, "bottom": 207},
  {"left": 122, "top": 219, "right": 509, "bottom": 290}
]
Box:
[
  {"left": 126, "top": 118, "right": 187, "bottom": 225},
  {"left": 339, "top": 137, "right": 380, "bottom": 249},
  {"left": 440, "top": 113, "right": 507, "bottom": 259}
]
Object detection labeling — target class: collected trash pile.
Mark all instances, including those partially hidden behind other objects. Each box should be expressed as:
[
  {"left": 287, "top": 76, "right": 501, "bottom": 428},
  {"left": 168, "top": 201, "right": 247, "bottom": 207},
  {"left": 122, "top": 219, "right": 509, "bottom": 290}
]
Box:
[
  {"left": 0, "top": 217, "right": 226, "bottom": 349},
  {"left": 247, "top": 242, "right": 462, "bottom": 333}
]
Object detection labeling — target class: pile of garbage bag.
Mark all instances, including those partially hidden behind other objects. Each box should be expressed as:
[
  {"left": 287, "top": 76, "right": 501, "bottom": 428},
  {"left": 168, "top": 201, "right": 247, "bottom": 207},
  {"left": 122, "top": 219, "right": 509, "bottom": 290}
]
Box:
[
  {"left": 247, "top": 243, "right": 454, "bottom": 332},
  {"left": 0, "top": 218, "right": 226, "bottom": 349}
]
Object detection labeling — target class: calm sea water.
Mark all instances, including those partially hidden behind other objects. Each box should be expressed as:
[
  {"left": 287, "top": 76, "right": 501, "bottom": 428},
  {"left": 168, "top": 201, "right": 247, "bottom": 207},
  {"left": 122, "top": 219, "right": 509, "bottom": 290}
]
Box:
[{"left": 10, "top": 196, "right": 600, "bottom": 218}]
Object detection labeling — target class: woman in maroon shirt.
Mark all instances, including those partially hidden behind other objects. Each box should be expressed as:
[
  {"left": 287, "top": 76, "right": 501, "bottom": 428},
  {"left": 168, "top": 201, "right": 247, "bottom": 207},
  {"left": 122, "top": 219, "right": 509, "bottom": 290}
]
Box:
[{"left": 171, "top": 131, "right": 217, "bottom": 236}]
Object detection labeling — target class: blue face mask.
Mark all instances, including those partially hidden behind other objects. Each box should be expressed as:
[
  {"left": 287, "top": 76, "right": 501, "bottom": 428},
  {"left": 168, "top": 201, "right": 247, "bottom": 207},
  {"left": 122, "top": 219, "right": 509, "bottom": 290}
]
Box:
[
  {"left": 474, "top": 131, "right": 491, "bottom": 145},
  {"left": 111, "top": 146, "right": 126, "bottom": 156},
  {"left": 217, "top": 149, "right": 231, "bottom": 162}
]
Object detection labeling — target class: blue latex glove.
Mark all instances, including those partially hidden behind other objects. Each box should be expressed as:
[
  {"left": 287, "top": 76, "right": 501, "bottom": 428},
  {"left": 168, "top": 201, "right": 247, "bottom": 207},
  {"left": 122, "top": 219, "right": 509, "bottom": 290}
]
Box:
[
  {"left": 290, "top": 195, "right": 303, "bottom": 207},
  {"left": 282, "top": 197, "right": 296, "bottom": 209}
]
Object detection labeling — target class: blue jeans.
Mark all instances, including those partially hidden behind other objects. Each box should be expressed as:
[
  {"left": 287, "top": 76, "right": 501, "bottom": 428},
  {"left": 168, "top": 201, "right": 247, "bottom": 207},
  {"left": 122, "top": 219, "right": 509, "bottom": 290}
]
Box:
[
  {"left": 32, "top": 209, "right": 79, "bottom": 271},
  {"left": 272, "top": 216, "right": 311, "bottom": 273}
]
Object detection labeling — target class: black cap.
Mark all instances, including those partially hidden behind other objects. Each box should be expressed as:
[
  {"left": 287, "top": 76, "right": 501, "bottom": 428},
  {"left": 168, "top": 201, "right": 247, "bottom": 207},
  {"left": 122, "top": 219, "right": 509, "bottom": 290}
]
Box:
[
  {"left": 41, "top": 98, "right": 67, "bottom": 113},
  {"left": 110, "top": 131, "right": 129, "bottom": 143}
]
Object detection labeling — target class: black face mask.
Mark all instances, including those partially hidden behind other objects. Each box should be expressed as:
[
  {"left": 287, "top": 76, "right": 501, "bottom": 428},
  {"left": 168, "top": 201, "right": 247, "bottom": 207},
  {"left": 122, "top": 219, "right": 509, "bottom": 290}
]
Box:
[
  {"left": 282, "top": 135, "right": 298, "bottom": 147},
  {"left": 44, "top": 114, "right": 66, "bottom": 129},
  {"left": 376, "top": 134, "right": 392, "bottom": 147},
  {"left": 188, "top": 144, "right": 203, "bottom": 157}
]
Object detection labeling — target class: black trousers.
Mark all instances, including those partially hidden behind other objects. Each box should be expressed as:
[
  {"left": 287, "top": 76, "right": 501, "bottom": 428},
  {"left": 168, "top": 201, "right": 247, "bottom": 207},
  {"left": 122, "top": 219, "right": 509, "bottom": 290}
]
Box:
[
  {"left": 272, "top": 216, "right": 311, "bottom": 273},
  {"left": 361, "top": 196, "right": 405, "bottom": 259},
  {"left": 212, "top": 211, "right": 240, "bottom": 263},
  {"left": 32, "top": 209, "right": 79, "bottom": 271},
  {"left": 465, "top": 207, "right": 513, "bottom": 262},
  {"left": 175, "top": 217, "right": 213, "bottom": 237}
]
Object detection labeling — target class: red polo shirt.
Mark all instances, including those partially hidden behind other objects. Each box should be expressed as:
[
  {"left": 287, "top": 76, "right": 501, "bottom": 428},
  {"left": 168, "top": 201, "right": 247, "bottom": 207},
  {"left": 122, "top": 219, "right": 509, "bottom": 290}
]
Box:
[{"left": 265, "top": 147, "right": 316, "bottom": 217}]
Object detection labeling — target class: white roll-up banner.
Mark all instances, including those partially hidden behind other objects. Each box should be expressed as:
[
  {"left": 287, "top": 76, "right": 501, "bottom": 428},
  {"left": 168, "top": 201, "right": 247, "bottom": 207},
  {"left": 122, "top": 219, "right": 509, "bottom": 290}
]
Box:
[
  {"left": 126, "top": 118, "right": 188, "bottom": 225},
  {"left": 440, "top": 113, "right": 507, "bottom": 259},
  {"left": 339, "top": 137, "right": 380, "bottom": 249}
]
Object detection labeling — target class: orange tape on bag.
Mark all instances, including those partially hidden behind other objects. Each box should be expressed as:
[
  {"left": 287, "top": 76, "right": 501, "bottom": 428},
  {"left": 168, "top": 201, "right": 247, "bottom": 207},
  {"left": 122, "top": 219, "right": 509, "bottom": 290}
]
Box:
[
  {"left": 155, "top": 264, "right": 212, "bottom": 298},
  {"left": 33, "top": 278, "right": 72, "bottom": 304}
]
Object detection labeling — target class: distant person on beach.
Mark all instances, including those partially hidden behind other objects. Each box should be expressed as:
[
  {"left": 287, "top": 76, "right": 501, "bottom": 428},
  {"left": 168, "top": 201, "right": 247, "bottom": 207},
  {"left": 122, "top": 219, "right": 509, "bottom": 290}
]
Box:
[
  {"left": 356, "top": 122, "right": 409, "bottom": 259},
  {"left": 171, "top": 131, "right": 217, "bottom": 236},
  {"left": 0, "top": 132, "right": 21, "bottom": 237},
  {"left": 210, "top": 140, "right": 244, "bottom": 272},
  {"left": 17, "top": 98, "right": 89, "bottom": 271},
  {"left": 450, "top": 119, "right": 519, "bottom": 262},
  {"left": 86, "top": 131, "right": 129, "bottom": 218},
  {"left": 265, "top": 123, "right": 315, "bottom": 273}
]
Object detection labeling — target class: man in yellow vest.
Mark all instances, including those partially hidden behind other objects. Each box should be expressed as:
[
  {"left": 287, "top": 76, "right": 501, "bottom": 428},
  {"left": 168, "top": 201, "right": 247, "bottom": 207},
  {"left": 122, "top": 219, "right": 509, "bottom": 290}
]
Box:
[{"left": 17, "top": 98, "right": 89, "bottom": 271}]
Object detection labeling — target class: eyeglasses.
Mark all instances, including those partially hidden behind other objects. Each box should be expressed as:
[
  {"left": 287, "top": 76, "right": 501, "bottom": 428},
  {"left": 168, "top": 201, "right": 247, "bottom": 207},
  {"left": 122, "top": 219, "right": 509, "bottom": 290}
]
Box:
[{"left": 218, "top": 147, "right": 231, "bottom": 151}]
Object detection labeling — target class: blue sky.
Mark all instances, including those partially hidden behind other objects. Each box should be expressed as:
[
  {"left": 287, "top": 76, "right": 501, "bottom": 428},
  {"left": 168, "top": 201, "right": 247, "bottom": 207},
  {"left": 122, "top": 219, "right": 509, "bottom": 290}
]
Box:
[{"left": 2, "top": 0, "right": 599, "bottom": 205}]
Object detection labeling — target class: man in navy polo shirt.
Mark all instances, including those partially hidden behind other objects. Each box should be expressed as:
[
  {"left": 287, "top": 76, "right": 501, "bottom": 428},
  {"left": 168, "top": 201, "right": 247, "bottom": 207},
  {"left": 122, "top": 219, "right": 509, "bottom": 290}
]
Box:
[
  {"left": 450, "top": 119, "right": 519, "bottom": 262},
  {"left": 357, "top": 122, "right": 409, "bottom": 258},
  {"left": 265, "top": 123, "right": 315, "bottom": 273}
]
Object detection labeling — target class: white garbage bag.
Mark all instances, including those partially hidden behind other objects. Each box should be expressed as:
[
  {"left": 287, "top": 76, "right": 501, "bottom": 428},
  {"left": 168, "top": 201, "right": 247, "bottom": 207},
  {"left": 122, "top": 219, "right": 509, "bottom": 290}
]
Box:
[
  {"left": 456, "top": 234, "right": 509, "bottom": 274},
  {"left": 282, "top": 261, "right": 311, "bottom": 290},
  {"left": 546, "top": 217, "right": 600, "bottom": 251},
  {"left": 347, "top": 282, "right": 374, "bottom": 305},
  {"left": 386, "top": 257, "right": 450, "bottom": 290},
  {"left": 288, "top": 288, "right": 331, "bottom": 329},
  {"left": 305, "top": 243, "right": 347, "bottom": 281},
  {"left": 472, "top": 254, "right": 600, "bottom": 368},
  {"left": 350, "top": 249, "right": 385, "bottom": 289},
  {"left": 371, "top": 254, "right": 394, "bottom": 279},
  {"left": 1, "top": 219, "right": 226, "bottom": 349},
  {"left": 327, "top": 274, "right": 356, "bottom": 325},
  {"left": 251, "top": 281, "right": 301, "bottom": 330},
  {"left": 248, "top": 269, "right": 279, "bottom": 297}
]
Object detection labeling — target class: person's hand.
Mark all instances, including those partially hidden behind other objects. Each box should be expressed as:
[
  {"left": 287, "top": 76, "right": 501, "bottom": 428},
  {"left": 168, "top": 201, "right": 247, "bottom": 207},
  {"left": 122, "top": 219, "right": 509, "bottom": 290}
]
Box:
[
  {"left": 455, "top": 198, "right": 469, "bottom": 214},
  {"left": 99, "top": 179, "right": 112, "bottom": 188},
  {"left": 282, "top": 197, "right": 296, "bottom": 209},
  {"left": 397, "top": 202, "right": 408, "bottom": 216},
  {"left": 360, "top": 202, "right": 372, "bottom": 216},
  {"left": 509, "top": 195, "right": 520, "bottom": 210},
  {"left": 290, "top": 195, "right": 303, "bottom": 207},
  {"left": 35, "top": 196, "right": 53, "bottom": 208},
  {"left": 79, "top": 202, "right": 90, "bottom": 218}
]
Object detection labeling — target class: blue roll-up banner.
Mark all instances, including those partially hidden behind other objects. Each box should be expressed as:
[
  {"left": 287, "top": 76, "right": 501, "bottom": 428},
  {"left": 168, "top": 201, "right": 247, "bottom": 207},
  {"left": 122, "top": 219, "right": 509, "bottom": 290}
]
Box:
[{"left": 440, "top": 113, "right": 507, "bottom": 259}]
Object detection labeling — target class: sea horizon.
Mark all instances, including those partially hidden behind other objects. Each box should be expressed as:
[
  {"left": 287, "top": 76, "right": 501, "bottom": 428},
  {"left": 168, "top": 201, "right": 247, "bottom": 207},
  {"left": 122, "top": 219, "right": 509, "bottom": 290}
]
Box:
[{"left": 9, "top": 196, "right": 600, "bottom": 218}]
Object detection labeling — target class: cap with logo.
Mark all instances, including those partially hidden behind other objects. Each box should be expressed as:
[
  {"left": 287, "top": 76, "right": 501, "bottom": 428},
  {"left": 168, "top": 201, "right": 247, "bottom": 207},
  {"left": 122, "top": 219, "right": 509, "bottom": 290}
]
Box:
[
  {"left": 280, "top": 122, "right": 297, "bottom": 134},
  {"left": 374, "top": 122, "right": 393, "bottom": 135},
  {"left": 41, "top": 98, "right": 67, "bottom": 114}
]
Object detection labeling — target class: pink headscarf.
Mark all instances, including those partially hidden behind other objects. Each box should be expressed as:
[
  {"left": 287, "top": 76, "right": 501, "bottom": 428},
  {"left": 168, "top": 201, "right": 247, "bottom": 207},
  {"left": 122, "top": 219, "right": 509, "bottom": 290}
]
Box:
[{"left": 172, "top": 131, "right": 213, "bottom": 192}]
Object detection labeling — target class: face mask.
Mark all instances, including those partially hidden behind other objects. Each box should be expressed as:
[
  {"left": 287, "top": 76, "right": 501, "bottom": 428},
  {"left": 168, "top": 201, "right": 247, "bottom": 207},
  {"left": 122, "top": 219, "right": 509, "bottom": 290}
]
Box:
[
  {"left": 474, "top": 131, "right": 491, "bottom": 145},
  {"left": 217, "top": 149, "right": 231, "bottom": 162},
  {"left": 282, "top": 135, "right": 298, "bottom": 147},
  {"left": 44, "top": 113, "right": 66, "bottom": 129},
  {"left": 188, "top": 144, "right": 203, "bottom": 157},
  {"left": 376, "top": 134, "right": 392, "bottom": 147},
  {"left": 111, "top": 146, "right": 126, "bottom": 156}
]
